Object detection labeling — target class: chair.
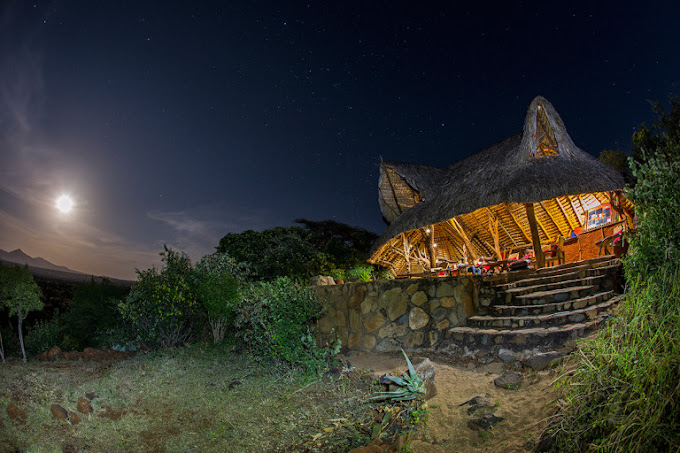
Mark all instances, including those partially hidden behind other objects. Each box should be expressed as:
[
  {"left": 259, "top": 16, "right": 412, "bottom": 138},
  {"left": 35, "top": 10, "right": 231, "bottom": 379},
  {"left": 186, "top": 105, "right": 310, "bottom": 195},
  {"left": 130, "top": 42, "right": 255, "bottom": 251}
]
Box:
[{"left": 544, "top": 237, "right": 565, "bottom": 267}]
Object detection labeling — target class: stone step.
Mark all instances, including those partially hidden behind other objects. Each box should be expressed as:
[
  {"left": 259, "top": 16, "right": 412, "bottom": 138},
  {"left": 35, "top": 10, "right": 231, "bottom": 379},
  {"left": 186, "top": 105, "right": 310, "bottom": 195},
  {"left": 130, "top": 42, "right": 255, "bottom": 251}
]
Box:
[
  {"left": 536, "top": 255, "right": 616, "bottom": 274},
  {"left": 446, "top": 313, "right": 616, "bottom": 350},
  {"left": 513, "top": 285, "right": 598, "bottom": 306},
  {"left": 468, "top": 297, "right": 619, "bottom": 329},
  {"left": 492, "top": 290, "right": 616, "bottom": 317},
  {"left": 503, "top": 275, "right": 605, "bottom": 302},
  {"left": 496, "top": 267, "right": 590, "bottom": 291}
]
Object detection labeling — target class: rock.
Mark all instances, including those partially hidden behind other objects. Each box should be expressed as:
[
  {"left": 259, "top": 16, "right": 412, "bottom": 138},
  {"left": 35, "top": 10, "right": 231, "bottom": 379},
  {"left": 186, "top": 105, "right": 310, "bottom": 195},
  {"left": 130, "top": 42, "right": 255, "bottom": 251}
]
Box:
[
  {"left": 375, "top": 339, "right": 400, "bottom": 353},
  {"left": 309, "top": 275, "right": 335, "bottom": 286},
  {"left": 386, "top": 296, "right": 408, "bottom": 321},
  {"left": 459, "top": 395, "right": 491, "bottom": 407},
  {"left": 408, "top": 307, "right": 429, "bottom": 330},
  {"left": 436, "top": 320, "right": 450, "bottom": 331},
  {"left": 362, "top": 335, "right": 377, "bottom": 350},
  {"left": 467, "top": 410, "right": 505, "bottom": 431},
  {"left": 415, "top": 359, "right": 437, "bottom": 399},
  {"left": 44, "top": 346, "right": 62, "bottom": 361},
  {"left": 411, "top": 291, "right": 428, "bottom": 306},
  {"left": 348, "top": 286, "right": 366, "bottom": 309},
  {"left": 524, "top": 351, "right": 565, "bottom": 371},
  {"left": 406, "top": 331, "right": 424, "bottom": 349},
  {"left": 81, "top": 347, "right": 100, "bottom": 361},
  {"left": 348, "top": 332, "right": 362, "bottom": 350},
  {"left": 436, "top": 283, "right": 455, "bottom": 297},
  {"left": 498, "top": 348, "right": 516, "bottom": 362},
  {"left": 378, "top": 323, "right": 408, "bottom": 339},
  {"left": 363, "top": 313, "right": 386, "bottom": 333},
  {"left": 494, "top": 371, "right": 524, "bottom": 389},
  {"left": 51, "top": 404, "right": 69, "bottom": 421},
  {"left": 77, "top": 397, "right": 93, "bottom": 414},
  {"left": 68, "top": 411, "right": 80, "bottom": 425},
  {"left": 439, "top": 296, "right": 456, "bottom": 308},
  {"left": 7, "top": 403, "right": 27, "bottom": 424},
  {"left": 85, "top": 392, "right": 99, "bottom": 400}
]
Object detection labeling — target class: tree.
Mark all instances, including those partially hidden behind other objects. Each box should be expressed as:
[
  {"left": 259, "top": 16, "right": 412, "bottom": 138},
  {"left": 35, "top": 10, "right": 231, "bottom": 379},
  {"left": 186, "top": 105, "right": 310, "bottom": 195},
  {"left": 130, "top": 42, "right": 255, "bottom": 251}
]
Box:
[
  {"left": 599, "top": 149, "right": 634, "bottom": 185},
  {"left": 194, "top": 253, "right": 240, "bottom": 344},
  {"left": 119, "top": 246, "right": 198, "bottom": 348},
  {"left": 0, "top": 264, "right": 44, "bottom": 364},
  {"left": 632, "top": 94, "right": 680, "bottom": 163}
]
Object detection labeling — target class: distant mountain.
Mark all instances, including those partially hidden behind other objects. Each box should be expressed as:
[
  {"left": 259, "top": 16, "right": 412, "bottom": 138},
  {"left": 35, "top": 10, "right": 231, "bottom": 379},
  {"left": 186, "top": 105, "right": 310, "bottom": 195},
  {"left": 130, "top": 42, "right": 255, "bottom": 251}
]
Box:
[
  {"left": 0, "top": 248, "right": 83, "bottom": 274},
  {"left": 0, "top": 248, "right": 134, "bottom": 287}
]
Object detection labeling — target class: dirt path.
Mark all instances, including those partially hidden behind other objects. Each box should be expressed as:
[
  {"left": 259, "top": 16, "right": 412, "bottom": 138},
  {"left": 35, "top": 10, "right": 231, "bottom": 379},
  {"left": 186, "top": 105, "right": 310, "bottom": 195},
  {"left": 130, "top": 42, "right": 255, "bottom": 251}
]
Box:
[{"left": 346, "top": 352, "right": 557, "bottom": 453}]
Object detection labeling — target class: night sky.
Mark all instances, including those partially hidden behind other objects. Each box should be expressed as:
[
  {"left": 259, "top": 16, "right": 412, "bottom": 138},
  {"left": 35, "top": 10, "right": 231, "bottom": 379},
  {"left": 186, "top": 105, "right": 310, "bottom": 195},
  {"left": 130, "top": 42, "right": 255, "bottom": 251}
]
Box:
[{"left": 1, "top": 1, "right": 679, "bottom": 279}]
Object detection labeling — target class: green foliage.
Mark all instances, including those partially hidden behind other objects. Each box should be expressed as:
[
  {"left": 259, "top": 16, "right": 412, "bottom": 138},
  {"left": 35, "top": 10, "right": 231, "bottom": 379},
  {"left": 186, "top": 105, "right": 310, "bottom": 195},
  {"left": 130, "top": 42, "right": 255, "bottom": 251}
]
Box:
[
  {"left": 632, "top": 94, "right": 680, "bottom": 163},
  {"left": 549, "top": 98, "right": 680, "bottom": 452},
  {"left": 24, "top": 313, "right": 76, "bottom": 355},
  {"left": 217, "top": 226, "right": 320, "bottom": 281},
  {"left": 624, "top": 152, "right": 680, "bottom": 277},
  {"left": 0, "top": 264, "right": 44, "bottom": 363},
  {"left": 119, "top": 246, "right": 199, "bottom": 348},
  {"left": 194, "top": 253, "right": 241, "bottom": 344},
  {"left": 62, "top": 278, "right": 130, "bottom": 349},
  {"left": 348, "top": 265, "right": 374, "bottom": 282},
  {"left": 371, "top": 350, "right": 425, "bottom": 402},
  {"left": 599, "top": 149, "right": 633, "bottom": 184},
  {"left": 234, "top": 277, "right": 325, "bottom": 372},
  {"left": 378, "top": 269, "right": 395, "bottom": 281},
  {"left": 329, "top": 268, "right": 346, "bottom": 282},
  {"left": 216, "top": 220, "right": 378, "bottom": 281}
]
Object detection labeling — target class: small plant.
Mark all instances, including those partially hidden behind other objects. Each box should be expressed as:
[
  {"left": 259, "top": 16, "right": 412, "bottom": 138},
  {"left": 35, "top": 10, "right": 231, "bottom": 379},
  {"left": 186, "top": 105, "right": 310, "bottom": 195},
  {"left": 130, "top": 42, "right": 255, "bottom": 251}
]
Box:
[
  {"left": 329, "top": 268, "right": 346, "bottom": 282},
  {"left": 378, "top": 269, "right": 395, "bottom": 280},
  {"left": 348, "top": 266, "right": 373, "bottom": 282},
  {"left": 371, "top": 349, "right": 425, "bottom": 402}
]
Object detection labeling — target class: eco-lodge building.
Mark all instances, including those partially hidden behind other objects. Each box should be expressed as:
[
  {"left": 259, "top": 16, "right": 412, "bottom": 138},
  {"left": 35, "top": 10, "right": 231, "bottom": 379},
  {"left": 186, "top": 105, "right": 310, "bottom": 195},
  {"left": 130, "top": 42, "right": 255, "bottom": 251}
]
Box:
[{"left": 368, "top": 96, "right": 635, "bottom": 276}]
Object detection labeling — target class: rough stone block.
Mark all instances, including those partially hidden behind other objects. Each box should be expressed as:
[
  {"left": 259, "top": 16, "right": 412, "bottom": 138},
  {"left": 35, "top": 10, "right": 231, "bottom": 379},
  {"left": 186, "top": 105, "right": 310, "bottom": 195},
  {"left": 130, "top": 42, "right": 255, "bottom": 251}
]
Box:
[
  {"left": 362, "top": 335, "right": 377, "bottom": 350},
  {"left": 409, "top": 307, "right": 430, "bottom": 330},
  {"left": 429, "top": 299, "right": 440, "bottom": 311},
  {"left": 411, "top": 291, "right": 428, "bottom": 306},
  {"left": 387, "top": 296, "right": 408, "bottom": 321},
  {"left": 376, "top": 338, "right": 401, "bottom": 352},
  {"left": 335, "top": 310, "right": 346, "bottom": 327},
  {"left": 405, "top": 283, "right": 420, "bottom": 295},
  {"left": 436, "top": 320, "right": 450, "bottom": 330},
  {"left": 379, "top": 323, "right": 408, "bottom": 339},
  {"left": 317, "top": 315, "right": 334, "bottom": 334},
  {"left": 378, "top": 287, "right": 403, "bottom": 309},
  {"left": 363, "top": 312, "right": 386, "bottom": 333},
  {"left": 348, "top": 285, "right": 366, "bottom": 309},
  {"left": 349, "top": 309, "right": 362, "bottom": 330},
  {"left": 406, "top": 331, "right": 425, "bottom": 348},
  {"left": 348, "top": 332, "right": 362, "bottom": 350},
  {"left": 436, "top": 283, "right": 455, "bottom": 298},
  {"left": 440, "top": 296, "right": 456, "bottom": 308}
]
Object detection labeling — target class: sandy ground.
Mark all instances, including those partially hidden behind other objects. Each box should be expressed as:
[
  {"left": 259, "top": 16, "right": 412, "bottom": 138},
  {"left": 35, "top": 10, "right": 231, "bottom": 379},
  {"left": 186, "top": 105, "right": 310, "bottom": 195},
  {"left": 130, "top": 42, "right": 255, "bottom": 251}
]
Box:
[{"left": 346, "top": 351, "right": 558, "bottom": 453}]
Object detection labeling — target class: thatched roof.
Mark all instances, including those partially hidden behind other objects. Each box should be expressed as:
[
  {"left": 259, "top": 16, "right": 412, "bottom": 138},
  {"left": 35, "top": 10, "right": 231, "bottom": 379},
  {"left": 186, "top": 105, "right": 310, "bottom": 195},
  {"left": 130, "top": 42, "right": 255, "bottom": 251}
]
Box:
[{"left": 370, "top": 96, "right": 629, "bottom": 270}]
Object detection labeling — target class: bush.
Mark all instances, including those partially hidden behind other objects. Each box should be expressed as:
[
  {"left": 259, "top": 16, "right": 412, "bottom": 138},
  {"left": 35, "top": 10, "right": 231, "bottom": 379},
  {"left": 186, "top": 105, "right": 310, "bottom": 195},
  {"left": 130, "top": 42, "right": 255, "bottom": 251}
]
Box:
[
  {"left": 24, "top": 314, "right": 65, "bottom": 355},
  {"left": 624, "top": 152, "right": 680, "bottom": 278},
  {"left": 329, "top": 268, "right": 346, "bottom": 282},
  {"left": 119, "top": 246, "right": 199, "bottom": 348},
  {"left": 234, "top": 277, "right": 324, "bottom": 372},
  {"left": 62, "top": 279, "right": 130, "bottom": 349},
  {"left": 194, "top": 253, "right": 241, "bottom": 344},
  {"left": 348, "top": 266, "right": 374, "bottom": 282}
]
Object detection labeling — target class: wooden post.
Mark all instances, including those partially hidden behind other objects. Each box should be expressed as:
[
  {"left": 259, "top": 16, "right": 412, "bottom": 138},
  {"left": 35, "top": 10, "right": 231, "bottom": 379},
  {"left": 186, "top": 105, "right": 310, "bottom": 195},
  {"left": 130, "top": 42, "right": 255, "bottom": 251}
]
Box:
[
  {"left": 425, "top": 225, "right": 437, "bottom": 269},
  {"left": 524, "top": 202, "right": 545, "bottom": 268},
  {"left": 487, "top": 211, "right": 502, "bottom": 260}
]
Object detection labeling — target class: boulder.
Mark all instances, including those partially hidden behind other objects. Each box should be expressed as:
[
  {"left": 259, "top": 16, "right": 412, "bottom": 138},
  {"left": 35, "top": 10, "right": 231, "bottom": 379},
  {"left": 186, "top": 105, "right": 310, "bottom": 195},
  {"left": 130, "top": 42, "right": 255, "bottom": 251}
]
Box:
[
  {"left": 524, "top": 351, "right": 564, "bottom": 371},
  {"left": 51, "top": 404, "right": 69, "bottom": 421},
  {"left": 41, "top": 346, "right": 62, "bottom": 361},
  {"left": 467, "top": 410, "right": 504, "bottom": 431},
  {"left": 494, "top": 371, "right": 524, "bottom": 389},
  {"left": 408, "top": 307, "right": 429, "bottom": 330},
  {"left": 415, "top": 358, "right": 437, "bottom": 399},
  {"left": 7, "top": 403, "right": 27, "bottom": 424},
  {"left": 310, "top": 275, "right": 335, "bottom": 286},
  {"left": 68, "top": 411, "right": 80, "bottom": 425},
  {"left": 497, "top": 348, "right": 516, "bottom": 362},
  {"left": 77, "top": 397, "right": 93, "bottom": 414}
]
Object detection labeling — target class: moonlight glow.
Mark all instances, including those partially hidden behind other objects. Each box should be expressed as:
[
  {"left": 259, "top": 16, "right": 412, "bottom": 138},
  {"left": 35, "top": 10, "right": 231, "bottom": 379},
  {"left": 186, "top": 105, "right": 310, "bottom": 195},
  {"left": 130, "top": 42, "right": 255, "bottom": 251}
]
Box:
[{"left": 56, "top": 195, "right": 74, "bottom": 213}]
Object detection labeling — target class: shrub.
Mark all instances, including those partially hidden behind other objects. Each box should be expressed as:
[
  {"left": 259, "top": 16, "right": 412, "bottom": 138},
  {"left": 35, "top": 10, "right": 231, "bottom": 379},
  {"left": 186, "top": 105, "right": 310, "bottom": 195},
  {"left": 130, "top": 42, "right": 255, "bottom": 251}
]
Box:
[
  {"left": 119, "top": 246, "right": 198, "bottom": 348},
  {"left": 378, "top": 269, "right": 395, "bottom": 281},
  {"left": 624, "top": 152, "right": 680, "bottom": 279},
  {"left": 234, "top": 277, "right": 324, "bottom": 372},
  {"left": 348, "top": 266, "right": 374, "bottom": 282},
  {"left": 329, "top": 268, "right": 346, "bottom": 282},
  {"left": 194, "top": 253, "right": 241, "bottom": 344},
  {"left": 24, "top": 314, "right": 65, "bottom": 355},
  {"left": 62, "top": 279, "right": 130, "bottom": 349}
]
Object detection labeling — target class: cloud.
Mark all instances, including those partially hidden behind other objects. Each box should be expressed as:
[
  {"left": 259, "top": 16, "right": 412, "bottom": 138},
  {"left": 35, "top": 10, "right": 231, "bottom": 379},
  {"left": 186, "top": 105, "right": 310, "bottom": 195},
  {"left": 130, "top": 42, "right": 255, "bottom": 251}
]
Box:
[{"left": 147, "top": 203, "right": 275, "bottom": 263}]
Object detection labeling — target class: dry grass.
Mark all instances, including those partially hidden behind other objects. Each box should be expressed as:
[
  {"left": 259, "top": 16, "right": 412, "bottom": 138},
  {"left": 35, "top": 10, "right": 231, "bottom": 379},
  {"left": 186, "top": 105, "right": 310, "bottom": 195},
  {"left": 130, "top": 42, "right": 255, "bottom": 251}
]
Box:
[{"left": 0, "top": 344, "right": 378, "bottom": 452}]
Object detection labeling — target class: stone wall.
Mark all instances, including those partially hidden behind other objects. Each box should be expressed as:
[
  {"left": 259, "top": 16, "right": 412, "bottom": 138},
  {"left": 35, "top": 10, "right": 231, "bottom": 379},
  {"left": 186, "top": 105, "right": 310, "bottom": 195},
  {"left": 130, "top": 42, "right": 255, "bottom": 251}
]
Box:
[{"left": 314, "top": 276, "right": 477, "bottom": 353}]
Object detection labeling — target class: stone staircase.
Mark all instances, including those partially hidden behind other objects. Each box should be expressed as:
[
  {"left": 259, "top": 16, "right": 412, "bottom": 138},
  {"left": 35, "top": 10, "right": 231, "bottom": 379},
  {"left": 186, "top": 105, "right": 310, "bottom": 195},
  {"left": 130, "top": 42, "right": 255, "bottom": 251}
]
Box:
[{"left": 445, "top": 256, "right": 624, "bottom": 351}]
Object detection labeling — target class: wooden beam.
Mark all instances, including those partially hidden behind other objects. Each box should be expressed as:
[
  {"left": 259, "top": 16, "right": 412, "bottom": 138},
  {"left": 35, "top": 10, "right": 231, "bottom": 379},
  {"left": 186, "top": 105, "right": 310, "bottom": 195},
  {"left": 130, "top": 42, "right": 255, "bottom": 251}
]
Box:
[
  {"left": 487, "top": 210, "right": 502, "bottom": 259},
  {"left": 524, "top": 203, "right": 545, "bottom": 268},
  {"left": 534, "top": 210, "right": 552, "bottom": 241},
  {"left": 489, "top": 207, "right": 519, "bottom": 248},
  {"left": 567, "top": 195, "right": 585, "bottom": 228},
  {"left": 555, "top": 197, "right": 577, "bottom": 231},
  {"left": 503, "top": 203, "right": 532, "bottom": 243},
  {"left": 449, "top": 218, "right": 479, "bottom": 261},
  {"left": 539, "top": 201, "right": 566, "bottom": 238}
]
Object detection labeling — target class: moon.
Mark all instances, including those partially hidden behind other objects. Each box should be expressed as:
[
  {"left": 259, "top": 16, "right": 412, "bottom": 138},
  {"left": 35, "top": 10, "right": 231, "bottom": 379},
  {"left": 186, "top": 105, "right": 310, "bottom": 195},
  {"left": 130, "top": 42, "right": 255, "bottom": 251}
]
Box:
[{"left": 56, "top": 195, "right": 74, "bottom": 213}]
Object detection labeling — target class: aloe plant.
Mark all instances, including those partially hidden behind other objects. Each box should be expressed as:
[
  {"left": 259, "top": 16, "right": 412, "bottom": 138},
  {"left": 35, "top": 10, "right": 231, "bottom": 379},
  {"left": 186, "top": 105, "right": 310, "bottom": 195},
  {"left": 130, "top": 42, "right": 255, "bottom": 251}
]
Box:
[{"left": 371, "top": 349, "right": 425, "bottom": 402}]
